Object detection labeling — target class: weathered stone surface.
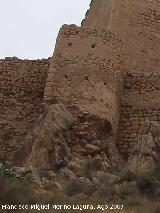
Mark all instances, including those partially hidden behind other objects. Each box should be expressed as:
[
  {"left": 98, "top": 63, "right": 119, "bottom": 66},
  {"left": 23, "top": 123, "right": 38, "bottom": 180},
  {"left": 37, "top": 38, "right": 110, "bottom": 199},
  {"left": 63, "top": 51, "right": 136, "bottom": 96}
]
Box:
[
  {"left": 83, "top": 0, "right": 160, "bottom": 157},
  {"left": 68, "top": 110, "right": 122, "bottom": 168},
  {"left": 44, "top": 25, "right": 122, "bottom": 135},
  {"left": 27, "top": 103, "right": 73, "bottom": 170},
  {"left": 0, "top": 58, "right": 50, "bottom": 160},
  {"left": 118, "top": 73, "right": 160, "bottom": 157},
  {"left": 84, "top": 0, "right": 160, "bottom": 74},
  {"left": 126, "top": 121, "right": 160, "bottom": 177},
  {"left": 85, "top": 144, "right": 102, "bottom": 154},
  {"left": 96, "top": 171, "right": 120, "bottom": 185}
]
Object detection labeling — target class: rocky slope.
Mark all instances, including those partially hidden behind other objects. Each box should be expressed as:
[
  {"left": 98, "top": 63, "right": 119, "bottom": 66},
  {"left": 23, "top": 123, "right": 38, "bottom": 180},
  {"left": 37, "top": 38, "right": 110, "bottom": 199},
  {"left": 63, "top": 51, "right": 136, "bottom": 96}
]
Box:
[
  {"left": 11, "top": 101, "right": 122, "bottom": 190},
  {"left": 13, "top": 100, "right": 122, "bottom": 169},
  {"left": 1, "top": 104, "right": 160, "bottom": 211}
]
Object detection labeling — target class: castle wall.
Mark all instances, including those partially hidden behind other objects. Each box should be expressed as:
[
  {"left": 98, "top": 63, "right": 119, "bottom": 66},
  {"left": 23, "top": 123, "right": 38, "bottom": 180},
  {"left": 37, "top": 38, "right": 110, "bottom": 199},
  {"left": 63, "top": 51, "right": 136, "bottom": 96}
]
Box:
[
  {"left": 2, "top": 1, "right": 160, "bottom": 160},
  {"left": 84, "top": 0, "right": 160, "bottom": 157},
  {"left": 82, "top": 0, "right": 115, "bottom": 30},
  {"left": 44, "top": 25, "right": 122, "bottom": 133},
  {"left": 84, "top": 0, "right": 160, "bottom": 73},
  {"left": 117, "top": 72, "right": 160, "bottom": 157},
  {"left": 0, "top": 57, "right": 50, "bottom": 160}
]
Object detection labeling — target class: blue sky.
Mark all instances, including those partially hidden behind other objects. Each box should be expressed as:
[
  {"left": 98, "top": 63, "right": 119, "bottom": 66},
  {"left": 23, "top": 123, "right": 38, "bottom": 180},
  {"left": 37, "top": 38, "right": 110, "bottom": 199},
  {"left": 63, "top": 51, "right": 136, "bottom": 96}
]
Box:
[{"left": 0, "top": 0, "right": 90, "bottom": 59}]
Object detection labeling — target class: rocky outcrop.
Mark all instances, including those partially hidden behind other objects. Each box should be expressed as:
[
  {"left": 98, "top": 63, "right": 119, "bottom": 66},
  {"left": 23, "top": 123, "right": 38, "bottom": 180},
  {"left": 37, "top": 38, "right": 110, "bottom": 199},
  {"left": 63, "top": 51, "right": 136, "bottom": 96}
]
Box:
[
  {"left": 126, "top": 120, "right": 160, "bottom": 177},
  {"left": 27, "top": 104, "right": 73, "bottom": 170},
  {"left": 13, "top": 101, "right": 123, "bottom": 189},
  {"left": 16, "top": 101, "right": 122, "bottom": 169},
  {"left": 69, "top": 110, "right": 122, "bottom": 168}
]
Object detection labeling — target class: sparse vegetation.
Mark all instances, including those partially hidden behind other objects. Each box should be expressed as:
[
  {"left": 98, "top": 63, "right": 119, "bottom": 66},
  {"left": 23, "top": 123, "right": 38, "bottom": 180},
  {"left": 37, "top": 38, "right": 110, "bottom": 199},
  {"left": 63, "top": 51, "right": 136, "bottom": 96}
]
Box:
[
  {"left": 0, "top": 157, "right": 14, "bottom": 176},
  {"left": 120, "top": 170, "right": 137, "bottom": 183},
  {"left": 116, "top": 182, "right": 140, "bottom": 200},
  {"left": 136, "top": 175, "right": 157, "bottom": 195},
  {"left": 65, "top": 178, "right": 97, "bottom": 197}
]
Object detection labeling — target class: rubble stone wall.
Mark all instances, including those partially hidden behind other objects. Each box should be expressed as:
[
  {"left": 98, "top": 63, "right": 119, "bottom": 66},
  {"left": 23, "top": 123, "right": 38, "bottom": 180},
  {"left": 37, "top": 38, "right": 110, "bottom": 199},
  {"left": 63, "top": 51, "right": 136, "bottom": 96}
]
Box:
[
  {"left": 44, "top": 25, "right": 122, "bottom": 133},
  {"left": 0, "top": 57, "right": 50, "bottom": 160},
  {"left": 117, "top": 72, "right": 160, "bottom": 157}
]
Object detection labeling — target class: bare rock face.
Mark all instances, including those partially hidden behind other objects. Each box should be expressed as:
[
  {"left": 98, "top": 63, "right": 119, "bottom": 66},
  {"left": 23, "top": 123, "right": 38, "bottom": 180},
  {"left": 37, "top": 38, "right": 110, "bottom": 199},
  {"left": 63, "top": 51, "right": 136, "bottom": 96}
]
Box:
[
  {"left": 126, "top": 120, "right": 160, "bottom": 177},
  {"left": 14, "top": 101, "right": 122, "bottom": 182},
  {"left": 10, "top": 102, "right": 125, "bottom": 192},
  {"left": 27, "top": 104, "right": 74, "bottom": 170},
  {"left": 69, "top": 110, "right": 122, "bottom": 168}
]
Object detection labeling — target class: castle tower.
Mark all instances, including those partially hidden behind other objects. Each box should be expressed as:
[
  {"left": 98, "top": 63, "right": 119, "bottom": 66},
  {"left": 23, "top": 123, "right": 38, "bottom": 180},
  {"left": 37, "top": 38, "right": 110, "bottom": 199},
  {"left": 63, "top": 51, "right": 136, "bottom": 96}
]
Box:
[
  {"left": 84, "top": 0, "right": 160, "bottom": 73},
  {"left": 44, "top": 25, "right": 122, "bottom": 133}
]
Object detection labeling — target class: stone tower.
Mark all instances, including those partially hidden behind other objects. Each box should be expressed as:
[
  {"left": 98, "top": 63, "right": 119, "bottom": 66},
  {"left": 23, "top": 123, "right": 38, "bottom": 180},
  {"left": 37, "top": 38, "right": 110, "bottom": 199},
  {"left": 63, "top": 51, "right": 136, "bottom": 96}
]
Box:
[
  {"left": 84, "top": 0, "right": 160, "bottom": 73},
  {"left": 44, "top": 25, "right": 122, "bottom": 134}
]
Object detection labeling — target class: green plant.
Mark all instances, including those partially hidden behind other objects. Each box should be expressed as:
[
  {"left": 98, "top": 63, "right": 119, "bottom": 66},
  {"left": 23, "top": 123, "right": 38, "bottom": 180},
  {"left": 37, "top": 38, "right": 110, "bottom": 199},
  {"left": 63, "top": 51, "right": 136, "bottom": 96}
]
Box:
[
  {"left": 116, "top": 182, "right": 140, "bottom": 200},
  {"left": 89, "top": 96, "right": 96, "bottom": 103},
  {"left": 152, "top": 166, "right": 160, "bottom": 182},
  {"left": 120, "top": 170, "right": 137, "bottom": 183},
  {"left": 137, "top": 176, "right": 156, "bottom": 195},
  {"left": 65, "top": 178, "right": 97, "bottom": 197},
  {"left": 83, "top": 159, "right": 102, "bottom": 179},
  {"left": 65, "top": 179, "right": 83, "bottom": 196},
  {"left": 97, "top": 184, "right": 116, "bottom": 201},
  {"left": 0, "top": 157, "right": 17, "bottom": 178}
]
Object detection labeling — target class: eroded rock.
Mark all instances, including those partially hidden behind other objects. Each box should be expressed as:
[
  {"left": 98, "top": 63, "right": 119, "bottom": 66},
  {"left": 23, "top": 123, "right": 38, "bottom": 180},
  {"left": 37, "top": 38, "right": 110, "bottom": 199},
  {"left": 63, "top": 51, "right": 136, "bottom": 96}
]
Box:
[
  {"left": 126, "top": 120, "right": 160, "bottom": 177},
  {"left": 27, "top": 103, "right": 74, "bottom": 170}
]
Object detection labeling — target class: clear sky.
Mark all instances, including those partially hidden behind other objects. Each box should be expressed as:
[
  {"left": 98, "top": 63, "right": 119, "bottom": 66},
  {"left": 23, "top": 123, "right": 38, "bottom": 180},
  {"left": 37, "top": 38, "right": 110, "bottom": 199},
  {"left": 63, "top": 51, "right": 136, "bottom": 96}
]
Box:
[{"left": 0, "top": 0, "right": 90, "bottom": 59}]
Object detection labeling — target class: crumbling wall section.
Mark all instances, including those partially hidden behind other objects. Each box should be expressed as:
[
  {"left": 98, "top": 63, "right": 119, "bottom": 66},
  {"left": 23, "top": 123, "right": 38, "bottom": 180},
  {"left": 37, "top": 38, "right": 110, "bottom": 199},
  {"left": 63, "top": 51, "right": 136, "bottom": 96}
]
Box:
[
  {"left": 44, "top": 25, "right": 122, "bottom": 133},
  {"left": 0, "top": 57, "right": 50, "bottom": 160},
  {"left": 117, "top": 72, "right": 160, "bottom": 157}
]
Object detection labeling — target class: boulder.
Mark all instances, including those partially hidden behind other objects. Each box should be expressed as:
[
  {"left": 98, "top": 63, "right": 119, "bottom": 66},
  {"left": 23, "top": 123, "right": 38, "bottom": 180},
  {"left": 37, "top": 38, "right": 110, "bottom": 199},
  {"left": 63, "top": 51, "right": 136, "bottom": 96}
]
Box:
[
  {"left": 73, "top": 193, "right": 90, "bottom": 201},
  {"left": 27, "top": 104, "right": 74, "bottom": 170},
  {"left": 126, "top": 120, "right": 160, "bottom": 177},
  {"left": 70, "top": 111, "right": 122, "bottom": 167}
]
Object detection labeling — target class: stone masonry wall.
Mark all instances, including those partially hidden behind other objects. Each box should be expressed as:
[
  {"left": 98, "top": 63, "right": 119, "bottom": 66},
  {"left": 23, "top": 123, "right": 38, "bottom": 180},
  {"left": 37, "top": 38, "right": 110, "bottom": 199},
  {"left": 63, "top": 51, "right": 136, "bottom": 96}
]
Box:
[
  {"left": 117, "top": 72, "right": 160, "bottom": 157},
  {"left": 44, "top": 25, "right": 122, "bottom": 133},
  {"left": 84, "top": 0, "right": 160, "bottom": 157},
  {"left": 84, "top": 0, "right": 160, "bottom": 73},
  {"left": 0, "top": 57, "right": 50, "bottom": 160}
]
